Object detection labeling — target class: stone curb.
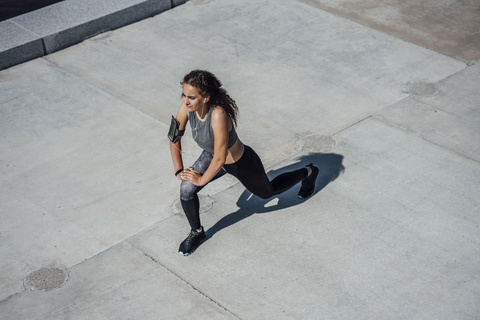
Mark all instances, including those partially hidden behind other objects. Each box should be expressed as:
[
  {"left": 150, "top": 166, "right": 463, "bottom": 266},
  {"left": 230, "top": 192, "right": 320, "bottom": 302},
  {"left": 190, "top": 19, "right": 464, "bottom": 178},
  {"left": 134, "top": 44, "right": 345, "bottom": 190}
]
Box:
[{"left": 0, "top": 0, "right": 187, "bottom": 71}]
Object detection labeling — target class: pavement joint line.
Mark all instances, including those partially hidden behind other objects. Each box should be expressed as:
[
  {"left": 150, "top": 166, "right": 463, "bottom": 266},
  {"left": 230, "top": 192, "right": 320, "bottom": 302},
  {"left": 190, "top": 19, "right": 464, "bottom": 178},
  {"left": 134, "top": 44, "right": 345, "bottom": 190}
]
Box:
[
  {"left": 125, "top": 240, "right": 242, "bottom": 320},
  {"left": 429, "top": 62, "right": 470, "bottom": 84},
  {"left": 332, "top": 61, "right": 472, "bottom": 139},
  {"left": 371, "top": 115, "right": 480, "bottom": 165},
  {"left": 296, "top": 0, "right": 478, "bottom": 63},
  {"left": 409, "top": 97, "right": 460, "bottom": 118},
  {"left": 0, "top": 0, "right": 188, "bottom": 70},
  {"left": 332, "top": 115, "right": 373, "bottom": 137},
  {"left": 0, "top": 290, "right": 22, "bottom": 304},
  {"left": 0, "top": 237, "right": 166, "bottom": 304},
  {"left": 41, "top": 56, "right": 164, "bottom": 125}
]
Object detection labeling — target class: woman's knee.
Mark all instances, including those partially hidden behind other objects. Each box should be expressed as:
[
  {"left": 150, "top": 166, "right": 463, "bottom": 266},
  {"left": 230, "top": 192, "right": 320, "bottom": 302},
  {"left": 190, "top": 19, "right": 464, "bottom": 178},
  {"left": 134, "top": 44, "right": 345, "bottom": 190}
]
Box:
[{"left": 180, "top": 181, "right": 199, "bottom": 201}]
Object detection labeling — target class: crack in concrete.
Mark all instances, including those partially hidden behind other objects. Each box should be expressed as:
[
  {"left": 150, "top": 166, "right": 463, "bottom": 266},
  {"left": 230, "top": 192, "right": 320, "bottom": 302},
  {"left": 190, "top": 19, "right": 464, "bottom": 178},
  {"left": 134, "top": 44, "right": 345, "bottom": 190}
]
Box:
[{"left": 126, "top": 241, "right": 242, "bottom": 320}]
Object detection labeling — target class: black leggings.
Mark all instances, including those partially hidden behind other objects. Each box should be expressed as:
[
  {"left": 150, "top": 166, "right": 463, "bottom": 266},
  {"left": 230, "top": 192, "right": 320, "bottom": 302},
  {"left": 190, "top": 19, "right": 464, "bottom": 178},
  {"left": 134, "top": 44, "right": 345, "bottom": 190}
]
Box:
[{"left": 180, "top": 145, "right": 308, "bottom": 230}]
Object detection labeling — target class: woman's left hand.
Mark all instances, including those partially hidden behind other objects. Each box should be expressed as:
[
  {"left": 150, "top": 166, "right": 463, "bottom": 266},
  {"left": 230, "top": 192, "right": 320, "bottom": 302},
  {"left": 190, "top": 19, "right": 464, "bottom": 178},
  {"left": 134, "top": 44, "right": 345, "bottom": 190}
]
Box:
[{"left": 179, "top": 167, "right": 204, "bottom": 186}]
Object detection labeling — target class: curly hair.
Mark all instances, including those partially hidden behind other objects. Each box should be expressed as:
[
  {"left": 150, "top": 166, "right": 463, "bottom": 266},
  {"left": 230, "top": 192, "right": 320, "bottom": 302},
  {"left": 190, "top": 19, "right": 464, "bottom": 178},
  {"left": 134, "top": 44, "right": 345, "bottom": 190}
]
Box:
[{"left": 181, "top": 70, "right": 239, "bottom": 126}]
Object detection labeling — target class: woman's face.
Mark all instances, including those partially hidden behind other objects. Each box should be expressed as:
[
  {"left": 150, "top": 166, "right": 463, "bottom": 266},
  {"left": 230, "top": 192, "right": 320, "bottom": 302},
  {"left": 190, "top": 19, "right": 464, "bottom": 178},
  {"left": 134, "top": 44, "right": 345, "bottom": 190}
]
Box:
[{"left": 182, "top": 83, "right": 208, "bottom": 113}]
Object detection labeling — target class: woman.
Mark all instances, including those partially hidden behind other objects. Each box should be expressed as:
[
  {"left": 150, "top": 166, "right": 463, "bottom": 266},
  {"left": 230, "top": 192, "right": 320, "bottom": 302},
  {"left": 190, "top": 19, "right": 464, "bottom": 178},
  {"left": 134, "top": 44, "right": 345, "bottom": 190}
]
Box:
[{"left": 170, "top": 70, "right": 319, "bottom": 256}]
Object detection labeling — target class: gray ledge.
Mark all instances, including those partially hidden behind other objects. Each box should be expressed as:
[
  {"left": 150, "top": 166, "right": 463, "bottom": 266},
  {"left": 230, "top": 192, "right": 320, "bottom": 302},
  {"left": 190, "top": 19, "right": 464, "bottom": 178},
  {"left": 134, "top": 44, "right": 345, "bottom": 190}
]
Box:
[
  {"left": 0, "top": 0, "right": 186, "bottom": 70},
  {"left": 0, "top": 21, "right": 45, "bottom": 69}
]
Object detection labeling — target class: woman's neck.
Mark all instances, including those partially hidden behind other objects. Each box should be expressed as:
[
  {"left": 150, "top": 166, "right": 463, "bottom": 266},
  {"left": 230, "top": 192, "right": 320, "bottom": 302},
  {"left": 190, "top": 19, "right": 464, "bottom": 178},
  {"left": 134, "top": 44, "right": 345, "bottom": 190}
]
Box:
[{"left": 196, "top": 104, "right": 210, "bottom": 120}]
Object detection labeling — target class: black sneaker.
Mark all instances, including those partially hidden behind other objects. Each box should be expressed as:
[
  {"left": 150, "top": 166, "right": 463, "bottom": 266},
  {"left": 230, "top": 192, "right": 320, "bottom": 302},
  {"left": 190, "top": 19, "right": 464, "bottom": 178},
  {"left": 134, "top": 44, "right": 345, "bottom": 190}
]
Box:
[
  {"left": 178, "top": 227, "right": 206, "bottom": 256},
  {"left": 298, "top": 163, "right": 319, "bottom": 199}
]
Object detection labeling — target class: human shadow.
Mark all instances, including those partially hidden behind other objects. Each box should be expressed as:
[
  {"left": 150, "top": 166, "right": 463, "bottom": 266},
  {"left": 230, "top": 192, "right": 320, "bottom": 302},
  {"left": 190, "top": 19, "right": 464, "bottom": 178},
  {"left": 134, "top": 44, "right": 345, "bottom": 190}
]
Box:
[{"left": 204, "top": 152, "right": 345, "bottom": 240}]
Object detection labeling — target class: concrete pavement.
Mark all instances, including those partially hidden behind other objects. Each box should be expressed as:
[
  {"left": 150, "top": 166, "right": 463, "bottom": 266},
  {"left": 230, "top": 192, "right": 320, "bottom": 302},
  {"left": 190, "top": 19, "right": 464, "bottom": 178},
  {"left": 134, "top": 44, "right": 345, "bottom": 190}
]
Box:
[
  {"left": 1, "top": 0, "right": 479, "bottom": 318},
  {"left": 300, "top": 0, "right": 480, "bottom": 63},
  {"left": 0, "top": 0, "right": 187, "bottom": 70}
]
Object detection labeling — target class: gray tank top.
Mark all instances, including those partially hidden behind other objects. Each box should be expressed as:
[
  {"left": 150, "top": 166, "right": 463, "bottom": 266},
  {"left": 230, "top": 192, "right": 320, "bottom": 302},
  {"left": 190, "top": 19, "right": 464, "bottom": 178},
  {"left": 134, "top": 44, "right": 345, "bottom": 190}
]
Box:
[{"left": 189, "top": 107, "right": 238, "bottom": 153}]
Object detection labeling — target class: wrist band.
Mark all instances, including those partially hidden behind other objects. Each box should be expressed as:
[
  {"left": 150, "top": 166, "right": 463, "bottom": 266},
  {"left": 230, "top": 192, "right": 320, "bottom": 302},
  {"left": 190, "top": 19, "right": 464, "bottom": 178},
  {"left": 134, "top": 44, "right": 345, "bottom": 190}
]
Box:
[{"left": 175, "top": 168, "right": 183, "bottom": 176}]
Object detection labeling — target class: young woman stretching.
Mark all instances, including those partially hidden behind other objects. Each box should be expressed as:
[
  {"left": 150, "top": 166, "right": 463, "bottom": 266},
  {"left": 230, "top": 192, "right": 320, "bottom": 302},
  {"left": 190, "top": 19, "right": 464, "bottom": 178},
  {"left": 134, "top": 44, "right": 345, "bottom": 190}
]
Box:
[{"left": 170, "top": 70, "right": 319, "bottom": 255}]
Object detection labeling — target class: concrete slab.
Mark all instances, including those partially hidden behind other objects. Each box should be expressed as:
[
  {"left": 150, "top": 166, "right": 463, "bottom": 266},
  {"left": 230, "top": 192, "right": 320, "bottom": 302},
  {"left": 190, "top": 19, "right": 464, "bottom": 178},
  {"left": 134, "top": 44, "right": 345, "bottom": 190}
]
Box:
[
  {"left": 45, "top": 0, "right": 465, "bottom": 164},
  {"left": 0, "top": 59, "right": 182, "bottom": 301},
  {"left": 0, "top": 0, "right": 479, "bottom": 318},
  {"left": 299, "top": 0, "right": 480, "bottom": 62},
  {"left": 129, "top": 116, "right": 480, "bottom": 319},
  {"left": 412, "top": 62, "right": 480, "bottom": 122},
  {"left": 376, "top": 62, "right": 480, "bottom": 162},
  {"left": 332, "top": 118, "right": 480, "bottom": 319},
  {"left": 0, "top": 241, "right": 237, "bottom": 319}
]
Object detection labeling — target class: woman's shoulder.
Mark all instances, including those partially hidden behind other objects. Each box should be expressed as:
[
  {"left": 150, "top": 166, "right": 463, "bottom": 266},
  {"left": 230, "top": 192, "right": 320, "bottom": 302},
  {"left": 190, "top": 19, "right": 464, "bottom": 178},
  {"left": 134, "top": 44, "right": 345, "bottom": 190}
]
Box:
[
  {"left": 210, "top": 106, "right": 233, "bottom": 132},
  {"left": 210, "top": 106, "right": 228, "bottom": 121}
]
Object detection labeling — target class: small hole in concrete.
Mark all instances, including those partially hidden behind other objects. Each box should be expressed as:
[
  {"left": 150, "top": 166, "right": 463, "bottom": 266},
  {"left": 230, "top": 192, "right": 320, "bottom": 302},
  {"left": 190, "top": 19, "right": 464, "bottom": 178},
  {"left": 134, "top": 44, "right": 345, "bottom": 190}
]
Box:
[{"left": 24, "top": 267, "right": 69, "bottom": 292}]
